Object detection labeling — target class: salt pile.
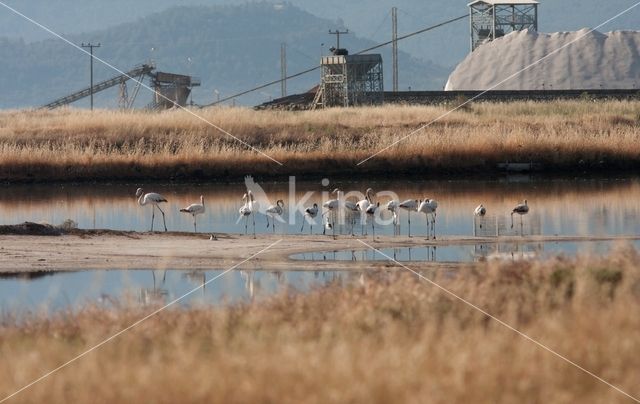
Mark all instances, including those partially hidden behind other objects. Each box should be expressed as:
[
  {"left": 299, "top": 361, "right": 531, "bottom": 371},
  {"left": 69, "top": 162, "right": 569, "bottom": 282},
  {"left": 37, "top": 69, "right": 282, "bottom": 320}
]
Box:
[{"left": 445, "top": 29, "right": 640, "bottom": 90}]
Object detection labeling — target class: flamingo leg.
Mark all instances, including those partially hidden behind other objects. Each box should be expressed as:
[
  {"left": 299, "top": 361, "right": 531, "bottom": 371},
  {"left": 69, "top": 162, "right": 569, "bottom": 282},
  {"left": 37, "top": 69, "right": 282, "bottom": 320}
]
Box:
[
  {"left": 252, "top": 213, "right": 256, "bottom": 239},
  {"left": 425, "top": 214, "right": 429, "bottom": 238},
  {"left": 371, "top": 219, "right": 375, "bottom": 240},
  {"left": 408, "top": 211, "right": 412, "bottom": 238},
  {"left": 433, "top": 215, "right": 437, "bottom": 240},
  {"left": 520, "top": 215, "right": 524, "bottom": 236},
  {"left": 150, "top": 207, "right": 155, "bottom": 232},
  {"left": 193, "top": 216, "right": 197, "bottom": 233},
  {"left": 511, "top": 213, "right": 515, "bottom": 229},
  {"left": 332, "top": 211, "right": 336, "bottom": 240},
  {"left": 156, "top": 205, "right": 167, "bottom": 232},
  {"left": 273, "top": 217, "right": 276, "bottom": 233},
  {"left": 244, "top": 216, "right": 248, "bottom": 235}
]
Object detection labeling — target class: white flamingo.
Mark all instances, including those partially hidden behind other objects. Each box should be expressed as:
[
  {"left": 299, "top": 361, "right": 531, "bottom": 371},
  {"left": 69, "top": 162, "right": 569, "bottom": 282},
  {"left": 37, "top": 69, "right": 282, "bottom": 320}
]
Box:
[
  {"left": 322, "top": 189, "right": 340, "bottom": 238},
  {"left": 474, "top": 203, "right": 487, "bottom": 230},
  {"left": 511, "top": 199, "right": 529, "bottom": 235},
  {"left": 356, "top": 188, "right": 374, "bottom": 235},
  {"left": 136, "top": 188, "right": 168, "bottom": 232},
  {"left": 265, "top": 199, "right": 284, "bottom": 233},
  {"left": 300, "top": 203, "right": 319, "bottom": 234},
  {"left": 343, "top": 199, "right": 359, "bottom": 236},
  {"left": 180, "top": 195, "right": 205, "bottom": 233},
  {"left": 399, "top": 199, "right": 419, "bottom": 237},
  {"left": 474, "top": 204, "right": 486, "bottom": 216},
  {"left": 418, "top": 198, "right": 438, "bottom": 239},
  {"left": 386, "top": 200, "right": 399, "bottom": 236},
  {"left": 239, "top": 191, "right": 256, "bottom": 237},
  {"left": 365, "top": 202, "right": 379, "bottom": 240}
]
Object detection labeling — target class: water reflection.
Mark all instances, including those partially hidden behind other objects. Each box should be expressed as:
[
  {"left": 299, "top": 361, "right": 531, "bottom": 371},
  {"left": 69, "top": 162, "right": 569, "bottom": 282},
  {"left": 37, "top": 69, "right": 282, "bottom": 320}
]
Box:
[
  {"left": 0, "top": 269, "right": 359, "bottom": 314},
  {"left": 291, "top": 240, "right": 640, "bottom": 263},
  {"left": 1, "top": 177, "right": 640, "bottom": 237}
]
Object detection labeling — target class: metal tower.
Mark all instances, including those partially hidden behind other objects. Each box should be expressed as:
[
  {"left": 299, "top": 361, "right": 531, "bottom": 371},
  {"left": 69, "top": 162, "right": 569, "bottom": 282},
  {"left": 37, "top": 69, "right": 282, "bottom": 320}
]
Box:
[
  {"left": 318, "top": 53, "right": 384, "bottom": 108},
  {"left": 469, "top": 0, "right": 538, "bottom": 51}
]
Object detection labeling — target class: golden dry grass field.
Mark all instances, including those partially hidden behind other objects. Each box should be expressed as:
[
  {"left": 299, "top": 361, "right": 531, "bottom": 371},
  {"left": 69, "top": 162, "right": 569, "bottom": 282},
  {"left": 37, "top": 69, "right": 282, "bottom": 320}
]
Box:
[
  {"left": 0, "top": 100, "right": 639, "bottom": 181},
  {"left": 1, "top": 247, "right": 639, "bottom": 403}
]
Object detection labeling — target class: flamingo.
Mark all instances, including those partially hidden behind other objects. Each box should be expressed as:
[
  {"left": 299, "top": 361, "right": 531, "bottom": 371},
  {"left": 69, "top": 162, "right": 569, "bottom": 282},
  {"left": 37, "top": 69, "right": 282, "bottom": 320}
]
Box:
[
  {"left": 322, "top": 188, "right": 342, "bottom": 238},
  {"left": 511, "top": 199, "right": 529, "bottom": 235},
  {"left": 474, "top": 204, "right": 487, "bottom": 230},
  {"left": 386, "top": 200, "right": 399, "bottom": 236},
  {"left": 180, "top": 195, "right": 205, "bottom": 233},
  {"left": 239, "top": 191, "right": 256, "bottom": 237},
  {"left": 356, "top": 188, "right": 374, "bottom": 235},
  {"left": 301, "top": 203, "right": 319, "bottom": 234},
  {"left": 344, "top": 199, "right": 359, "bottom": 236},
  {"left": 265, "top": 199, "right": 284, "bottom": 233},
  {"left": 399, "top": 199, "right": 419, "bottom": 237},
  {"left": 418, "top": 198, "right": 438, "bottom": 239},
  {"left": 365, "top": 202, "right": 380, "bottom": 240},
  {"left": 136, "top": 188, "right": 168, "bottom": 232}
]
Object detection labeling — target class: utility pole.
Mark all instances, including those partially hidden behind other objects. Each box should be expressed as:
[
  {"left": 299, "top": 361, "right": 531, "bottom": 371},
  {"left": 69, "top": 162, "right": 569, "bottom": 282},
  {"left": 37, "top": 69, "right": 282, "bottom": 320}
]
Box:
[
  {"left": 328, "top": 29, "right": 349, "bottom": 50},
  {"left": 280, "top": 43, "right": 287, "bottom": 97},
  {"left": 81, "top": 42, "right": 101, "bottom": 110},
  {"left": 392, "top": 7, "right": 399, "bottom": 92}
]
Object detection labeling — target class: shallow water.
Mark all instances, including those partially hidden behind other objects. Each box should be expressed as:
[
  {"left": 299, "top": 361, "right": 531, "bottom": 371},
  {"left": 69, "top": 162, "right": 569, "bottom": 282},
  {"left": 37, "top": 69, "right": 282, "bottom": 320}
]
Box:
[
  {"left": 1, "top": 176, "right": 640, "bottom": 238},
  {"left": 0, "top": 269, "right": 356, "bottom": 314},
  {"left": 290, "top": 240, "right": 640, "bottom": 263}
]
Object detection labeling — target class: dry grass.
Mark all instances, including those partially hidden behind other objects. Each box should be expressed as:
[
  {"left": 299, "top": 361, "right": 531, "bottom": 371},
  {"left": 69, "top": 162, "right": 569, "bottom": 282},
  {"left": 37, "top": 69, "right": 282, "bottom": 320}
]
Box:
[
  {"left": 0, "top": 100, "right": 639, "bottom": 181},
  {"left": 2, "top": 247, "right": 640, "bottom": 403}
]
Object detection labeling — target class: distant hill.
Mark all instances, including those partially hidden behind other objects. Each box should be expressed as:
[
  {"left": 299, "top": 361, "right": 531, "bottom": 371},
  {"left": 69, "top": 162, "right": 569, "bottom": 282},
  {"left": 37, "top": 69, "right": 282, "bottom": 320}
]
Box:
[
  {"left": 1, "top": 0, "right": 639, "bottom": 70},
  {"left": 0, "top": 2, "right": 448, "bottom": 108}
]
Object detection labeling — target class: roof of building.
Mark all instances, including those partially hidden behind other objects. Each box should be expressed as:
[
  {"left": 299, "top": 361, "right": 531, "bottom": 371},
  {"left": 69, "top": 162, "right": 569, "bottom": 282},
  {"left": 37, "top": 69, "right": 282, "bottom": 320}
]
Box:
[{"left": 469, "top": 0, "right": 539, "bottom": 6}]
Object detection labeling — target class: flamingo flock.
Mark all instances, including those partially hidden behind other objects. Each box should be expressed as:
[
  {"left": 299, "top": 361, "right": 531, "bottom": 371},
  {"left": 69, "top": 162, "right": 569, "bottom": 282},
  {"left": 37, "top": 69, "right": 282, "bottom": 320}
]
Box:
[{"left": 134, "top": 183, "right": 530, "bottom": 238}]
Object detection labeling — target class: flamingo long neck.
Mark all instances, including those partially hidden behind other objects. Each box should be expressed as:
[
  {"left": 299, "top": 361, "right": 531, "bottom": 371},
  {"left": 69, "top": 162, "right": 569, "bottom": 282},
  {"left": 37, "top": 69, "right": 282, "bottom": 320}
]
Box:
[{"left": 137, "top": 194, "right": 147, "bottom": 206}]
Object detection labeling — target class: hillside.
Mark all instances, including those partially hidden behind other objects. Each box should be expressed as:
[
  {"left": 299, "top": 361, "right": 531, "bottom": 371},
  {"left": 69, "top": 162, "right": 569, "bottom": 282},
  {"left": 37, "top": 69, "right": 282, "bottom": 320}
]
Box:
[
  {"left": 0, "top": 3, "right": 448, "bottom": 109},
  {"left": 1, "top": 0, "right": 639, "bottom": 70}
]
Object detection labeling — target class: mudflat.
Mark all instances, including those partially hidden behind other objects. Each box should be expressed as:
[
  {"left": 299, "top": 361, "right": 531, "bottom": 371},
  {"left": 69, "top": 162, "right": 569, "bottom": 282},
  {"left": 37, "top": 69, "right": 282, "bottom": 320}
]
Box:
[{"left": 1, "top": 224, "right": 638, "bottom": 273}]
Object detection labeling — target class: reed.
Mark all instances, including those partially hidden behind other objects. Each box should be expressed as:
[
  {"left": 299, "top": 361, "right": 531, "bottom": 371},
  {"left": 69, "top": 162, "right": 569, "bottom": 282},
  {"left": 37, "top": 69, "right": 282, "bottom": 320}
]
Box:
[
  {"left": 1, "top": 247, "right": 639, "bottom": 403},
  {"left": 0, "top": 100, "right": 639, "bottom": 181}
]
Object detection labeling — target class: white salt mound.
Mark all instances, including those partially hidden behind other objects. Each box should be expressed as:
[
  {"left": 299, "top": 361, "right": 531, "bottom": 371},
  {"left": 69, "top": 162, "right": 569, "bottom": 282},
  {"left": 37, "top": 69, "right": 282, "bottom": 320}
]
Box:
[{"left": 445, "top": 29, "right": 640, "bottom": 91}]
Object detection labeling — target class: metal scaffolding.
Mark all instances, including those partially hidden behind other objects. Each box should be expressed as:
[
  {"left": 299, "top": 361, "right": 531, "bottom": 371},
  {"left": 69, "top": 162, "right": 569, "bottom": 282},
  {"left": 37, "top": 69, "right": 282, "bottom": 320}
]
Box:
[
  {"left": 150, "top": 71, "right": 201, "bottom": 109},
  {"left": 469, "top": 0, "right": 538, "bottom": 51},
  {"left": 318, "top": 54, "right": 383, "bottom": 108}
]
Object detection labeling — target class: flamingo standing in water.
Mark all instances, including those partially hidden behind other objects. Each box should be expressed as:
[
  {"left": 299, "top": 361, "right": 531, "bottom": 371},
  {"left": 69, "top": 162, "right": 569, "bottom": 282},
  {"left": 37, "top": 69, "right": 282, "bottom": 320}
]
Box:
[
  {"left": 136, "top": 188, "right": 168, "bottom": 232},
  {"left": 301, "top": 203, "right": 319, "bottom": 234},
  {"left": 356, "top": 188, "right": 374, "bottom": 235},
  {"left": 418, "top": 198, "right": 438, "bottom": 239},
  {"left": 265, "top": 199, "right": 284, "bottom": 233},
  {"left": 399, "top": 199, "right": 419, "bottom": 237},
  {"left": 386, "top": 200, "right": 399, "bottom": 236},
  {"left": 180, "top": 195, "right": 205, "bottom": 233},
  {"left": 239, "top": 191, "right": 256, "bottom": 237},
  {"left": 511, "top": 199, "right": 529, "bottom": 235},
  {"left": 365, "top": 202, "right": 380, "bottom": 240},
  {"left": 474, "top": 204, "right": 487, "bottom": 230},
  {"left": 323, "top": 188, "right": 342, "bottom": 238}
]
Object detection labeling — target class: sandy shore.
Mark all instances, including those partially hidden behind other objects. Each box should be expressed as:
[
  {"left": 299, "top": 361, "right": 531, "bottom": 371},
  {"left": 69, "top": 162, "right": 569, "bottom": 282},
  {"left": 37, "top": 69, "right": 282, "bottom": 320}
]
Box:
[{"left": 2, "top": 228, "right": 640, "bottom": 273}]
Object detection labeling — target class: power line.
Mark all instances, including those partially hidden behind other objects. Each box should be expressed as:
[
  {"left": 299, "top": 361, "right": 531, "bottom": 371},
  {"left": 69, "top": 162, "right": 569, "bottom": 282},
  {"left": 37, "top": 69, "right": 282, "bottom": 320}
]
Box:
[
  {"left": 81, "top": 42, "right": 101, "bottom": 110},
  {"left": 328, "top": 29, "right": 349, "bottom": 50},
  {"left": 205, "top": 13, "right": 468, "bottom": 107}
]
